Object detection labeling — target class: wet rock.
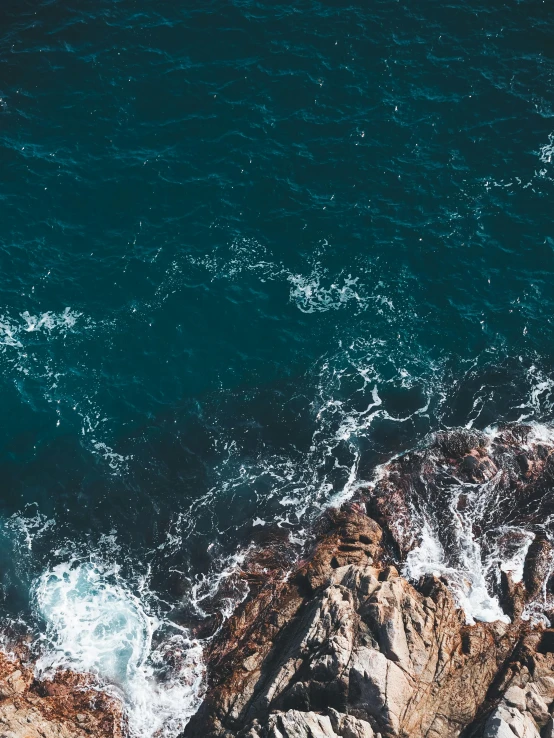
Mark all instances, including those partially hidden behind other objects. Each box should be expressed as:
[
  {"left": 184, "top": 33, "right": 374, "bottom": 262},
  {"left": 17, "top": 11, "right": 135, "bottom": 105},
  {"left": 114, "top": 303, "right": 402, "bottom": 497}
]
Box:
[
  {"left": 186, "top": 424, "right": 554, "bottom": 738},
  {"left": 3, "top": 424, "right": 552, "bottom": 738},
  {"left": 0, "top": 651, "right": 123, "bottom": 738},
  {"left": 185, "top": 508, "right": 521, "bottom": 738},
  {"left": 523, "top": 533, "right": 552, "bottom": 600},
  {"left": 499, "top": 569, "right": 526, "bottom": 621}
]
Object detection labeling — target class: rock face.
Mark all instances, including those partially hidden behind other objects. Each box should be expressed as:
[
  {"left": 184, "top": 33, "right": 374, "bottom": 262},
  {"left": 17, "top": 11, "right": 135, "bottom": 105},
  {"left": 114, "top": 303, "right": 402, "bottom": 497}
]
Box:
[
  {"left": 184, "top": 426, "right": 554, "bottom": 738},
  {"left": 0, "top": 649, "right": 123, "bottom": 738}
]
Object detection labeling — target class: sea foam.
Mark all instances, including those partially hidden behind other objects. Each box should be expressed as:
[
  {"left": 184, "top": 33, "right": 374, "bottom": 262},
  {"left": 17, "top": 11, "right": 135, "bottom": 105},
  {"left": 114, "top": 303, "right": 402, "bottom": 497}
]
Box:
[{"left": 34, "top": 560, "right": 205, "bottom": 738}]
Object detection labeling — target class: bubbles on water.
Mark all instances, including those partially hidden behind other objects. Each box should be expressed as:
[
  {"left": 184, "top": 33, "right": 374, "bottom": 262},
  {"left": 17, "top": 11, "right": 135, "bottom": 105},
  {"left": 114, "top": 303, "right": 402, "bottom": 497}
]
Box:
[
  {"left": 33, "top": 559, "right": 205, "bottom": 738},
  {"left": 288, "top": 268, "right": 367, "bottom": 313}
]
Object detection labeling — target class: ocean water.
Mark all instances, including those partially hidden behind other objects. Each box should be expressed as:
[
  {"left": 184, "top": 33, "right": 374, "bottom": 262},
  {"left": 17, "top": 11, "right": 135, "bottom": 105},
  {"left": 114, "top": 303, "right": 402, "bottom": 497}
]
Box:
[{"left": 0, "top": 0, "right": 553, "bottom": 734}]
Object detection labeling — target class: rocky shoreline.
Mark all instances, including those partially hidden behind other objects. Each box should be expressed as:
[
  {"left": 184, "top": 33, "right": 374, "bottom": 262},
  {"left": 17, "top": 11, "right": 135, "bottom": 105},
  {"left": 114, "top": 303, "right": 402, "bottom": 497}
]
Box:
[
  {"left": 0, "top": 645, "right": 123, "bottom": 738},
  {"left": 183, "top": 504, "right": 552, "bottom": 738},
  {"left": 2, "top": 425, "right": 554, "bottom": 738}
]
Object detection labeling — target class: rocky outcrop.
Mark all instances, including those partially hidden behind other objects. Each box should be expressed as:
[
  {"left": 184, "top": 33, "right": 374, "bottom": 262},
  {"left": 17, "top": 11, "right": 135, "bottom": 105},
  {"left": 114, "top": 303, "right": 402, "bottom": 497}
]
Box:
[
  {"left": 184, "top": 426, "right": 554, "bottom": 738},
  {"left": 184, "top": 507, "right": 524, "bottom": 738},
  {"left": 0, "top": 425, "right": 552, "bottom": 738},
  {"left": 0, "top": 649, "right": 123, "bottom": 738}
]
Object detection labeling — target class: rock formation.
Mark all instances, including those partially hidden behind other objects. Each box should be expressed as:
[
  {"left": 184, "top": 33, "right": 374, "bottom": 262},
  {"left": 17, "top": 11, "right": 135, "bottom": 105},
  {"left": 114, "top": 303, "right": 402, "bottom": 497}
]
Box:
[
  {"left": 184, "top": 426, "right": 554, "bottom": 738},
  {"left": 0, "top": 647, "right": 123, "bottom": 738},
  {"left": 0, "top": 425, "right": 553, "bottom": 738}
]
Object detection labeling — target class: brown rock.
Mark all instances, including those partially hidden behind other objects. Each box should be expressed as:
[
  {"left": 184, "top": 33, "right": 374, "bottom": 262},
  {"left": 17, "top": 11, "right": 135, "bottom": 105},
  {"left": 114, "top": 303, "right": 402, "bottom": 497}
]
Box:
[
  {"left": 0, "top": 651, "right": 123, "bottom": 738},
  {"left": 184, "top": 510, "right": 521, "bottom": 738}
]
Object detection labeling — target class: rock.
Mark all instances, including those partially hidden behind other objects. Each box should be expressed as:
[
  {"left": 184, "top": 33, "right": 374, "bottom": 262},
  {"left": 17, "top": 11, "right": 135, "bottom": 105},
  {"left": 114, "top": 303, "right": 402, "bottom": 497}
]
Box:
[
  {"left": 523, "top": 533, "right": 552, "bottom": 600},
  {"left": 327, "top": 709, "right": 374, "bottom": 738},
  {"left": 523, "top": 686, "right": 550, "bottom": 726},
  {"left": 245, "top": 710, "right": 376, "bottom": 738},
  {"left": 483, "top": 704, "right": 540, "bottom": 738},
  {"left": 2, "top": 424, "right": 553, "bottom": 738},
  {"left": 185, "top": 420, "right": 554, "bottom": 738},
  {"left": 349, "top": 646, "right": 410, "bottom": 735},
  {"left": 503, "top": 686, "right": 527, "bottom": 711},
  {"left": 185, "top": 507, "right": 520, "bottom": 738},
  {"left": 266, "top": 711, "right": 337, "bottom": 738},
  {"left": 0, "top": 651, "right": 123, "bottom": 738},
  {"left": 543, "top": 717, "right": 554, "bottom": 738},
  {"left": 532, "top": 675, "right": 554, "bottom": 700}
]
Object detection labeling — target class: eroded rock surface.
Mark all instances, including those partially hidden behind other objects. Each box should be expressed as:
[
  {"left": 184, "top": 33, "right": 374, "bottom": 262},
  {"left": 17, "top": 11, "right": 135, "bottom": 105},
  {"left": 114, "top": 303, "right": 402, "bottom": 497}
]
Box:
[
  {"left": 184, "top": 508, "right": 522, "bottom": 738},
  {"left": 0, "top": 425, "right": 553, "bottom": 738}
]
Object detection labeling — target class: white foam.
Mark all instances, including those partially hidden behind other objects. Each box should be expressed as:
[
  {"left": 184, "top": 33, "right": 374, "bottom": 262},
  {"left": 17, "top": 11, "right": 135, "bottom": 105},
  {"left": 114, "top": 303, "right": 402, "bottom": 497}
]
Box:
[
  {"left": 402, "top": 423, "right": 554, "bottom": 624},
  {"left": 407, "top": 522, "right": 502, "bottom": 625},
  {"left": 404, "top": 521, "right": 509, "bottom": 624},
  {"left": 288, "top": 268, "right": 367, "bottom": 313},
  {"left": 0, "top": 308, "right": 82, "bottom": 353},
  {"left": 21, "top": 308, "right": 81, "bottom": 333},
  {"left": 539, "top": 133, "right": 554, "bottom": 165},
  {"left": 33, "top": 561, "right": 205, "bottom": 738}
]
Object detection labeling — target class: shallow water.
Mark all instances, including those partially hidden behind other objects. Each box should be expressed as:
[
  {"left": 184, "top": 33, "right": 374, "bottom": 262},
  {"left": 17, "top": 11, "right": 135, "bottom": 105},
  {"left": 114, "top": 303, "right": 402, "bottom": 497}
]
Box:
[{"left": 0, "top": 0, "right": 553, "bottom": 733}]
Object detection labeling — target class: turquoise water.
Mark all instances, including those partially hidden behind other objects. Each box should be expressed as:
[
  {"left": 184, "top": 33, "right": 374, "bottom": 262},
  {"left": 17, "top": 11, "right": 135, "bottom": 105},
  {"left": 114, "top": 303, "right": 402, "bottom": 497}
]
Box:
[{"left": 0, "top": 0, "right": 553, "bottom": 732}]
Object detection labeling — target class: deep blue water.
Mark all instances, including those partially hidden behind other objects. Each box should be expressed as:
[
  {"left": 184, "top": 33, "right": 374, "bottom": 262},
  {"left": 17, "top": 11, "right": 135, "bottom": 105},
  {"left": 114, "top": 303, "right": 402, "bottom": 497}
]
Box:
[{"left": 0, "top": 0, "right": 553, "bottom": 730}]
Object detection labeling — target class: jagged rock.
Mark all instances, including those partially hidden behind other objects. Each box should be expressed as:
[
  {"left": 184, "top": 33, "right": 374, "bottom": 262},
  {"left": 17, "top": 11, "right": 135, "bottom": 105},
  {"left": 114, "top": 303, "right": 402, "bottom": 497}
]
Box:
[
  {"left": 244, "top": 709, "right": 375, "bottom": 738},
  {"left": 523, "top": 533, "right": 552, "bottom": 600},
  {"left": 482, "top": 704, "right": 540, "bottom": 738},
  {"left": 266, "top": 711, "right": 336, "bottom": 738},
  {"left": 0, "top": 424, "right": 551, "bottom": 738},
  {"left": 185, "top": 510, "right": 522, "bottom": 738},
  {"left": 186, "top": 426, "right": 554, "bottom": 738},
  {"left": 327, "top": 708, "right": 374, "bottom": 738}
]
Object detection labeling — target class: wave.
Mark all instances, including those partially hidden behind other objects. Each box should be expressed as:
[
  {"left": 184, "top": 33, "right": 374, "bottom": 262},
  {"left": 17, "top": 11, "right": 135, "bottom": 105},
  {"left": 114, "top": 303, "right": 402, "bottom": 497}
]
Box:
[
  {"left": 370, "top": 423, "right": 554, "bottom": 626},
  {"left": 33, "top": 558, "right": 205, "bottom": 738}
]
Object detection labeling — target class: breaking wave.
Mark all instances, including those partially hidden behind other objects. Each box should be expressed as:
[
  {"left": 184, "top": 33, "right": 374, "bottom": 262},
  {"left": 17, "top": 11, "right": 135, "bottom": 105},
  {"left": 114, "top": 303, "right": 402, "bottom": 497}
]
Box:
[
  {"left": 33, "top": 558, "right": 205, "bottom": 738},
  {"left": 372, "top": 423, "right": 554, "bottom": 626}
]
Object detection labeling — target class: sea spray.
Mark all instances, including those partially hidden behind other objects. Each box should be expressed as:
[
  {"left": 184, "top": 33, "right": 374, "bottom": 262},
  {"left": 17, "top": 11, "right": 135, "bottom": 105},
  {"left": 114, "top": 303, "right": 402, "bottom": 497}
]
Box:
[{"left": 33, "top": 561, "right": 205, "bottom": 738}]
